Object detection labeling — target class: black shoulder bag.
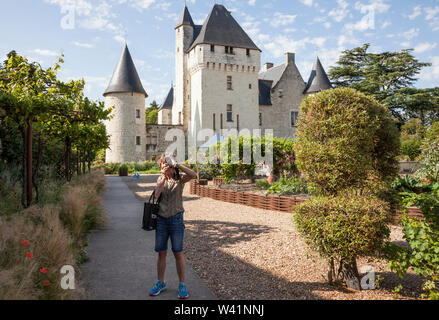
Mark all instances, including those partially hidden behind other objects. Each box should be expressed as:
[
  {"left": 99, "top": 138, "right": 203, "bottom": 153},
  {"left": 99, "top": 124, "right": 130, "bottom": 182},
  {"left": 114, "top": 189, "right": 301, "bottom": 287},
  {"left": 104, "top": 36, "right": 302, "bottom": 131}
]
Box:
[{"left": 142, "top": 190, "right": 162, "bottom": 231}]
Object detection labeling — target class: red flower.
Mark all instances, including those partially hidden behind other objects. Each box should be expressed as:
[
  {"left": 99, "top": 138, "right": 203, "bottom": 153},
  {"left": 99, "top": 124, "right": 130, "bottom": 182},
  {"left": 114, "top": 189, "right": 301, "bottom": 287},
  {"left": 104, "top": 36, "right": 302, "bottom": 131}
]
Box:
[
  {"left": 42, "top": 280, "right": 50, "bottom": 287},
  {"left": 25, "top": 252, "right": 34, "bottom": 259},
  {"left": 40, "top": 268, "right": 49, "bottom": 274},
  {"left": 89, "top": 217, "right": 94, "bottom": 221},
  {"left": 20, "top": 240, "right": 30, "bottom": 246}
]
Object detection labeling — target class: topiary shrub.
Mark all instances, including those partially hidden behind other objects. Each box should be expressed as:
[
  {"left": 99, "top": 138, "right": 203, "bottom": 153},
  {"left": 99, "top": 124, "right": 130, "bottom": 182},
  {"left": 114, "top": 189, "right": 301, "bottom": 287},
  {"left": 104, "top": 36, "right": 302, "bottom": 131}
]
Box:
[
  {"left": 293, "top": 87, "right": 399, "bottom": 289},
  {"left": 294, "top": 194, "right": 393, "bottom": 288},
  {"left": 295, "top": 87, "right": 400, "bottom": 196}
]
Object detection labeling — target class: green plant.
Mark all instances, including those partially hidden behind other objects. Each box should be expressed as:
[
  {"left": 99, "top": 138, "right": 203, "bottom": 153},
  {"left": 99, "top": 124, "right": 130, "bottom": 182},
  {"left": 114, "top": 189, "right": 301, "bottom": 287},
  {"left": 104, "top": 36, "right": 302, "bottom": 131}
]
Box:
[
  {"left": 385, "top": 184, "right": 439, "bottom": 300},
  {"left": 295, "top": 88, "right": 400, "bottom": 196},
  {"left": 415, "top": 139, "right": 439, "bottom": 183},
  {"left": 266, "top": 174, "right": 308, "bottom": 195},
  {"left": 293, "top": 87, "right": 399, "bottom": 289},
  {"left": 221, "top": 162, "right": 255, "bottom": 184},
  {"left": 400, "top": 139, "right": 422, "bottom": 161},
  {"left": 391, "top": 175, "right": 424, "bottom": 193},
  {"left": 294, "top": 194, "right": 393, "bottom": 288},
  {"left": 255, "top": 179, "right": 270, "bottom": 190}
]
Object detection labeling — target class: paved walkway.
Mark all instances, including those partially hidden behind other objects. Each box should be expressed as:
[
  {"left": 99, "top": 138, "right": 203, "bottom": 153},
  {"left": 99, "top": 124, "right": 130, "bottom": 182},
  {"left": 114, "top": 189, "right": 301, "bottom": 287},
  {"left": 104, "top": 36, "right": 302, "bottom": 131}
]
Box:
[{"left": 80, "top": 176, "right": 215, "bottom": 300}]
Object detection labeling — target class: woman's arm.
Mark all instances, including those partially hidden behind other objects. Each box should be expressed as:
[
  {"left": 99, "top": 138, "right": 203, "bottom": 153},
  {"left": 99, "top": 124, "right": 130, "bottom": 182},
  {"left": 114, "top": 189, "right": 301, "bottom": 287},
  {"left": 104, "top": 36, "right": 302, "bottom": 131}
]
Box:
[{"left": 177, "top": 163, "right": 197, "bottom": 184}]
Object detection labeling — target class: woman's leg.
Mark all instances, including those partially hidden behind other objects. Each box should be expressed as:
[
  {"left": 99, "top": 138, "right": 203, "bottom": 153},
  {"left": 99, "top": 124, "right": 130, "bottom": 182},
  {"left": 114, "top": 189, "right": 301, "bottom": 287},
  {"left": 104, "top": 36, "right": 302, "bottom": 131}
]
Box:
[
  {"left": 157, "top": 251, "right": 167, "bottom": 282},
  {"left": 173, "top": 252, "right": 185, "bottom": 283}
]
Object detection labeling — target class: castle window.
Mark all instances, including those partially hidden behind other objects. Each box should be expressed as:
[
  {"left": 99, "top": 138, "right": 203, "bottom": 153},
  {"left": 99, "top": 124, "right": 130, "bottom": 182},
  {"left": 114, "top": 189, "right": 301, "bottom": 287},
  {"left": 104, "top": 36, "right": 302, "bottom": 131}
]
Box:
[
  {"left": 237, "top": 114, "right": 239, "bottom": 132},
  {"left": 220, "top": 114, "right": 223, "bottom": 129},
  {"left": 225, "top": 46, "right": 234, "bottom": 54},
  {"left": 279, "top": 89, "right": 283, "bottom": 98},
  {"left": 227, "top": 105, "right": 233, "bottom": 122},
  {"left": 249, "top": 84, "right": 252, "bottom": 89},
  {"left": 210, "top": 44, "right": 215, "bottom": 52},
  {"left": 213, "top": 113, "right": 216, "bottom": 131},
  {"left": 136, "top": 109, "right": 140, "bottom": 119},
  {"left": 246, "top": 49, "right": 250, "bottom": 56},
  {"left": 136, "top": 136, "right": 141, "bottom": 146},
  {"left": 259, "top": 113, "right": 262, "bottom": 126},
  {"left": 207, "top": 62, "right": 209, "bottom": 68},
  {"left": 227, "top": 76, "right": 232, "bottom": 90},
  {"left": 253, "top": 66, "right": 256, "bottom": 72},
  {"left": 225, "top": 46, "right": 229, "bottom": 54},
  {"left": 291, "top": 111, "right": 299, "bottom": 127}
]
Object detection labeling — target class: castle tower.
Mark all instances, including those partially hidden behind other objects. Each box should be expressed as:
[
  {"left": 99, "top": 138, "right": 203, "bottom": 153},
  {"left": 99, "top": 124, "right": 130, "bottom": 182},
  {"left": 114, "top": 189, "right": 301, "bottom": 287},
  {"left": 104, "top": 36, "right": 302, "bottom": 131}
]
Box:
[
  {"left": 186, "top": 4, "right": 261, "bottom": 141},
  {"left": 104, "top": 44, "right": 148, "bottom": 163},
  {"left": 175, "top": 5, "right": 194, "bottom": 133},
  {"left": 304, "top": 56, "right": 332, "bottom": 96}
]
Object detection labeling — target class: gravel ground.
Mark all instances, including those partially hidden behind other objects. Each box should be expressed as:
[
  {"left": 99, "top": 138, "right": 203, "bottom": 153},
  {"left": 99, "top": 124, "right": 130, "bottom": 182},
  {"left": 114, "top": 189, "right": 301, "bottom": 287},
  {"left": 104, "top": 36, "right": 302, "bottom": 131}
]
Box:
[{"left": 122, "top": 175, "right": 424, "bottom": 300}]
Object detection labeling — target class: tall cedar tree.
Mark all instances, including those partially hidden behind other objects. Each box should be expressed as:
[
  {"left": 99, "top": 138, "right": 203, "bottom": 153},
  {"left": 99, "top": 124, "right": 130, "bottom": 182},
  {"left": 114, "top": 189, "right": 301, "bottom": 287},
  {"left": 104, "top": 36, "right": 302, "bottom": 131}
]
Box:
[{"left": 328, "top": 44, "right": 437, "bottom": 125}]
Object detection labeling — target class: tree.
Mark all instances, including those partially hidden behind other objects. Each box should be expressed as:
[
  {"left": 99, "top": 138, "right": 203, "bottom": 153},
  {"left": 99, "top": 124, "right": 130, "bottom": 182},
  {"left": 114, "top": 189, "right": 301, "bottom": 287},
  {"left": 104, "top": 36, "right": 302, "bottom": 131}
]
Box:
[
  {"left": 293, "top": 87, "right": 399, "bottom": 289},
  {"left": 146, "top": 100, "right": 159, "bottom": 124},
  {"left": 0, "top": 51, "right": 61, "bottom": 206},
  {"left": 328, "top": 44, "right": 433, "bottom": 124}
]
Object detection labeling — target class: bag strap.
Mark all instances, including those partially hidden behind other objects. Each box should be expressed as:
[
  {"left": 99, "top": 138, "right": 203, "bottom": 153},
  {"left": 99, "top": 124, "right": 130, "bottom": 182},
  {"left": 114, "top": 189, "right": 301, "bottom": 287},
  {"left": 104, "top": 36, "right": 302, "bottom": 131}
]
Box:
[{"left": 148, "top": 190, "right": 162, "bottom": 204}]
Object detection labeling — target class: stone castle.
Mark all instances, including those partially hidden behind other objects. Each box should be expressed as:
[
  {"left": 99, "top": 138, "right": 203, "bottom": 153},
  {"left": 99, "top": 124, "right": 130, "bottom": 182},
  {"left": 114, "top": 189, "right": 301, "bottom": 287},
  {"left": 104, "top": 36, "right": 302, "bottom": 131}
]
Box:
[{"left": 104, "top": 4, "right": 332, "bottom": 163}]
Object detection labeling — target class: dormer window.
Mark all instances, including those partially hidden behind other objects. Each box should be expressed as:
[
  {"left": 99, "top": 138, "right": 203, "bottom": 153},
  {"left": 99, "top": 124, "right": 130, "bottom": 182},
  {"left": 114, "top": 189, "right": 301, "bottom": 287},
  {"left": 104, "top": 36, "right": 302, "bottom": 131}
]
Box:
[
  {"left": 225, "top": 46, "right": 234, "bottom": 54},
  {"left": 211, "top": 44, "right": 215, "bottom": 52},
  {"left": 246, "top": 49, "right": 250, "bottom": 56}
]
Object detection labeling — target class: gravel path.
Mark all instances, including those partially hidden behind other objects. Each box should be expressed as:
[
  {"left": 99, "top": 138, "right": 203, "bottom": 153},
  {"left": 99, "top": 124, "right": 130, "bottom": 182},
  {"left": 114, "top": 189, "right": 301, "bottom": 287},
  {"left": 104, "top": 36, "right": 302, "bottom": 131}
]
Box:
[{"left": 122, "top": 175, "right": 424, "bottom": 300}]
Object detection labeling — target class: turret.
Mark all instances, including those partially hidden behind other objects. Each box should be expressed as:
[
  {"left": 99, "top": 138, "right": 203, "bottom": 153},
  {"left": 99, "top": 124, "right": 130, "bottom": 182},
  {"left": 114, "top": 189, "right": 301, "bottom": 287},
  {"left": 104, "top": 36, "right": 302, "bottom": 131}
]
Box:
[
  {"left": 104, "top": 44, "right": 147, "bottom": 163},
  {"left": 304, "top": 56, "right": 332, "bottom": 95}
]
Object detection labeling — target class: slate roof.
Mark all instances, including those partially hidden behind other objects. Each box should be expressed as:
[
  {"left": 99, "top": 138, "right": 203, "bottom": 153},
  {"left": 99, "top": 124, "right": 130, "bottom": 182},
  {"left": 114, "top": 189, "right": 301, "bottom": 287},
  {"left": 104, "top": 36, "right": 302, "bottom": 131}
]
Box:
[
  {"left": 158, "top": 86, "right": 174, "bottom": 111},
  {"left": 103, "top": 44, "right": 147, "bottom": 97},
  {"left": 304, "top": 56, "right": 332, "bottom": 94},
  {"left": 176, "top": 5, "right": 194, "bottom": 29},
  {"left": 259, "top": 63, "right": 287, "bottom": 89},
  {"left": 258, "top": 80, "right": 272, "bottom": 106},
  {"left": 189, "top": 4, "right": 260, "bottom": 52}
]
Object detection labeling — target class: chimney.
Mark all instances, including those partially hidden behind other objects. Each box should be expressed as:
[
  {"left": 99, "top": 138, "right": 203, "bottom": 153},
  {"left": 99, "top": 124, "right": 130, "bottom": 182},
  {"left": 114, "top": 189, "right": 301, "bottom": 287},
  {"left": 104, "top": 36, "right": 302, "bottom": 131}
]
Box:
[
  {"left": 286, "top": 52, "right": 295, "bottom": 64},
  {"left": 264, "top": 62, "right": 274, "bottom": 71}
]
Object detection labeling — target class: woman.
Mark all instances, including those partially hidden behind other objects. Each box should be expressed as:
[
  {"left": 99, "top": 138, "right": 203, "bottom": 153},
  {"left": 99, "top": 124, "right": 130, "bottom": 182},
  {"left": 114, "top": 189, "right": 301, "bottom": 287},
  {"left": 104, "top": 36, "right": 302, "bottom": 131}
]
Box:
[{"left": 148, "top": 154, "right": 197, "bottom": 299}]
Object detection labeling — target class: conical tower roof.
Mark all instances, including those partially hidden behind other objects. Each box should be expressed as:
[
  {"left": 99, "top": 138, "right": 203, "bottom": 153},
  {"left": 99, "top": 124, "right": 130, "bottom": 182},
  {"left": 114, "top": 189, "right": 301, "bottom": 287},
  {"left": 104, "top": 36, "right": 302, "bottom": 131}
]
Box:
[
  {"left": 103, "top": 44, "right": 147, "bottom": 97},
  {"left": 158, "top": 86, "right": 174, "bottom": 111},
  {"left": 189, "top": 4, "right": 260, "bottom": 52},
  {"left": 176, "top": 5, "right": 194, "bottom": 29},
  {"left": 304, "top": 56, "right": 332, "bottom": 94}
]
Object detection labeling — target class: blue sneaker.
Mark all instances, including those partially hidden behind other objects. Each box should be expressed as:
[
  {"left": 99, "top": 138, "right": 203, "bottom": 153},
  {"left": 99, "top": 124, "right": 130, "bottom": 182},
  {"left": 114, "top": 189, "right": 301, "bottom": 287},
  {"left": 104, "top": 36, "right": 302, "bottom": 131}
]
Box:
[
  {"left": 178, "top": 282, "right": 189, "bottom": 299},
  {"left": 149, "top": 280, "right": 166, "bottom": 296}
]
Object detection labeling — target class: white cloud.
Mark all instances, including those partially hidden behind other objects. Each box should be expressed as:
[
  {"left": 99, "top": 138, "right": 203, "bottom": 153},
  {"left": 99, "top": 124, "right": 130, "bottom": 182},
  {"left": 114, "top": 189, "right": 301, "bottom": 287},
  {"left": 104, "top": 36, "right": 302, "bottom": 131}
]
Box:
[
  {"left": 248, "top": 0, "right": 256, "bottom": 6},
  {"left": 354, "top": 0, "right": 390, "bottom": 14},
  {"left": 300, "top": 0, "right": 313, "bottom": 7},
  {"left": 381, "top": 21, "right": 391, "bottom": 29},
  {"left": 270, "top": 12, "right": 297, "bottom": 27},
  {"left": 71, "top": 41, "right": 94, "bottom": 48},
  {"left": 402, "top": 28, "right": 420, "bottom": 40},
  {"left": 419, "top": 56, "right": 439, "bottom": 81},
  {"left": 408, "top": 5, "right": 422, "bottom": 20},
  {"left": 129, "top": 0, "right": 155, "bottom": 12},
  {"left": 424, "top": 6, "right": 439, "bottom": 20},
  {"left": 114, "top": 35, "right": 126, "bottom": 44},
  {"left": 414, "top": 42, "right": 437, "bottom": 53},
  {"left": 328, "top": 0, "right": 349, "bottom": 23},
  {"left": 33, "top": 49, "right": 59, "bottom": 56}
]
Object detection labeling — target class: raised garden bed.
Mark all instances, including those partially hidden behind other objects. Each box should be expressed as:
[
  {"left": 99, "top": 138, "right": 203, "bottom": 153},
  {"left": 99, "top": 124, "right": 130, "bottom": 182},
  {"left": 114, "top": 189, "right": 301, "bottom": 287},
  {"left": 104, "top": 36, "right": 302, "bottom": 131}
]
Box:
[{"left": 189, "top": 180, "right": 423, "bottom": 221}]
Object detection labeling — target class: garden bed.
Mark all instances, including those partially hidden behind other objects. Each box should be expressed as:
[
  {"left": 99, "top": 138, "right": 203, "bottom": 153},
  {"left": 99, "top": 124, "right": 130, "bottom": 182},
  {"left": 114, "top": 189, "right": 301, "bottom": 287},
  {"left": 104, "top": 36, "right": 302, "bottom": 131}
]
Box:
[{"left": 190, "top": 181, "right": 423, "bottom": 221}]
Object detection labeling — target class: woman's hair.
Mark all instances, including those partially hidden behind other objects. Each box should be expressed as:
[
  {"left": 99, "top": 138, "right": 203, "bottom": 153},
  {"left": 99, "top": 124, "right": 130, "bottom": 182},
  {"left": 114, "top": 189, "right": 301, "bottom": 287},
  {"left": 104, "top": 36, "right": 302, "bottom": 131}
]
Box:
[{"left": 158, "top": 153, "right": 180, "bottom": 180}]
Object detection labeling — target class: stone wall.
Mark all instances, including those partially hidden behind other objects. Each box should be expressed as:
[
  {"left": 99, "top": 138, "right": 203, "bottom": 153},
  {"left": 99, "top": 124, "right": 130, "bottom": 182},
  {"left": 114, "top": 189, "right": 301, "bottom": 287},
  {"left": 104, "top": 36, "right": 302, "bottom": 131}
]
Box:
[
  {"left": 105, "top": 92, "right": 146, "bottom": 163},
  {"left": 259, "top": 53, "right": 306, "bottom": 139},
  {"left": 145, "top": 124, "right": 184, "bottom": 161}
]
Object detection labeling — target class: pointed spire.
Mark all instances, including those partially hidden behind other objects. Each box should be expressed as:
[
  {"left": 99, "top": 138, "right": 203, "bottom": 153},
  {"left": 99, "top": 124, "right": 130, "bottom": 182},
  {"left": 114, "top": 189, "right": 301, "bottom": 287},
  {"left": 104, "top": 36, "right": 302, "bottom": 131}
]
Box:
[
  {"left": 158, "top": 86, "right": 174, "bottom": 111},
  {"left": 176, "top": 5, "right": 194, "bottom": 29},
  {"left": 304, "top": 56, "right": 332, "bottom": 94},
  {"left": 103, "top": 44, "right": 147, "bottom": 97}
]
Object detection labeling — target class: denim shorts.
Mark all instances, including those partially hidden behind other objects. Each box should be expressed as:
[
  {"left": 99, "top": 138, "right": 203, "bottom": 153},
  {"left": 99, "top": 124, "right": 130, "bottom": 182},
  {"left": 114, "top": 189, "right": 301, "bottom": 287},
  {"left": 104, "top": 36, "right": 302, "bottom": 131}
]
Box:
[{"left": 154, "top": 212, "right": 185, "bottom": 253}]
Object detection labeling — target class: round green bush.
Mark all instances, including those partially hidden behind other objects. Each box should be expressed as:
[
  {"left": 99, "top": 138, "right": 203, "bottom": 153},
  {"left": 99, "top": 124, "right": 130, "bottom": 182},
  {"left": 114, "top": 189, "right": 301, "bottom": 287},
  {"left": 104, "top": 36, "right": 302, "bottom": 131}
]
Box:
[
  {"left": 295, "top": 87, "right": 400, "bottom": 196},
  {"left": 293, "top": 194, "right": 393, "bottom": 262},
  {"left": 400, "top": 139, "right": 422, "bottom": 161}
]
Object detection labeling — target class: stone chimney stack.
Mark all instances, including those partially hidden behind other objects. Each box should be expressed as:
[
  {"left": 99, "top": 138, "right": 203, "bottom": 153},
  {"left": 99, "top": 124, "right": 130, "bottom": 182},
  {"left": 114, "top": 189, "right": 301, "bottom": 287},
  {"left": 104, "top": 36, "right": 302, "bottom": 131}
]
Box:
[
  {"left": 264, "top": 62, "right": 274, "bottom": 71},
  {"left": 286, "top": 52, "right": 295, "bottom": 64}
]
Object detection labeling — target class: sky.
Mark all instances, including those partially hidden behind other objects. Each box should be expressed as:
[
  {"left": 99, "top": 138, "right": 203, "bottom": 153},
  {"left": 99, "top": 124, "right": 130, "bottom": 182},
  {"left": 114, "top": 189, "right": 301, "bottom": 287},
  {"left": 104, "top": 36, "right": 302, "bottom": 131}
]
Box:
[{"left": 1, "top": 0, "right": 438, "bottom": 106}]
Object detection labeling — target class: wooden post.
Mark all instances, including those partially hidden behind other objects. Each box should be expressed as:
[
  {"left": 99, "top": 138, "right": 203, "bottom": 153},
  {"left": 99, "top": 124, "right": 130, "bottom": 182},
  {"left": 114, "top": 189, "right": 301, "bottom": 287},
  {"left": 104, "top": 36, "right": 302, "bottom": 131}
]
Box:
[{"left": 26, "top": 118, "right": 32, "bottom": 207}]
